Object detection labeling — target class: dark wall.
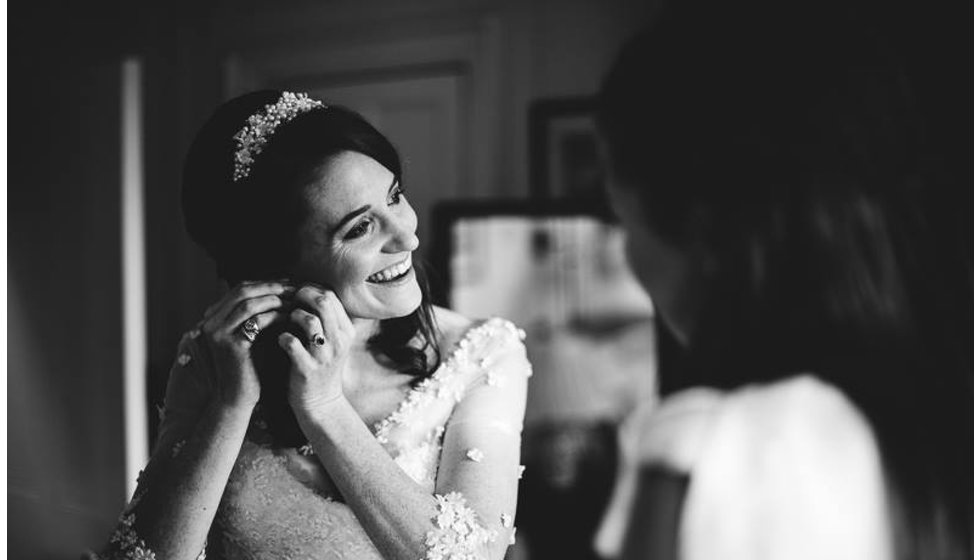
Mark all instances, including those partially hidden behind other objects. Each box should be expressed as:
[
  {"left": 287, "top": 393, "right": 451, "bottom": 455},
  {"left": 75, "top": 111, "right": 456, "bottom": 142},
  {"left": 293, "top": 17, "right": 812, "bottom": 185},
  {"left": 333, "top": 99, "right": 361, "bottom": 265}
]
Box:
[{"left": 9, "top": 3, "right": 133, "bottom": 557}]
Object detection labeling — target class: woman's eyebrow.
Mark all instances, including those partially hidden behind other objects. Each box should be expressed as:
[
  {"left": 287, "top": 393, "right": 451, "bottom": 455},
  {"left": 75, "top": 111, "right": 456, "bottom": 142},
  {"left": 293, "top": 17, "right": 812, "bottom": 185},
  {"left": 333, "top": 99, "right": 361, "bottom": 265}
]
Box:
[{"left": 330, "top": 204, "right": 371, "bottom": 235}]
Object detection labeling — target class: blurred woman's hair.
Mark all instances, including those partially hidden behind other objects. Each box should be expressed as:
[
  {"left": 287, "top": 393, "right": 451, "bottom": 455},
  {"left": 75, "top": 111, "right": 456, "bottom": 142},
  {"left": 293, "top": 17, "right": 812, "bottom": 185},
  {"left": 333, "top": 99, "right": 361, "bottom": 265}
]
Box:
[
  {"left": 182, "top": 91, "right": 441, "bottom": 444},
  {"left": 597, "top": 1, "right": 970, "bottom": 557}
]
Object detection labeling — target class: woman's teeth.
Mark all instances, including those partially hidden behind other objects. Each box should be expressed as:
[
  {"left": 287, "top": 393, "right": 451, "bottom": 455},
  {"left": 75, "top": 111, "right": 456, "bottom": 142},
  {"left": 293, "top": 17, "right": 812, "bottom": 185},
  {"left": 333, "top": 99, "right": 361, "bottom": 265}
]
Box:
[{"left": 367, "top": 258, "right": 412, "bottom": 283}]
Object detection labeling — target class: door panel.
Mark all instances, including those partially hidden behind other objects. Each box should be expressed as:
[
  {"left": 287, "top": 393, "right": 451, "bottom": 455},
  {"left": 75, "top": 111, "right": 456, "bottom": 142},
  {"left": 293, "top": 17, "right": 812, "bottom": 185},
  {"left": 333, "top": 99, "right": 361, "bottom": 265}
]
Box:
[{"left": 308, "top": 74, "right": 462, "bottom": 258}]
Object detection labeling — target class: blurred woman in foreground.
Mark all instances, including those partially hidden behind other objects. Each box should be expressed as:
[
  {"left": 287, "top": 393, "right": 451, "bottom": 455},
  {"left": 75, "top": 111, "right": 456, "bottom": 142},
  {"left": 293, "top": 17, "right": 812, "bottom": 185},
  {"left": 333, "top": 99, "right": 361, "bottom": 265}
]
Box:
[{"left": 594, "top": 0, "right": 971, "bottom": 558}]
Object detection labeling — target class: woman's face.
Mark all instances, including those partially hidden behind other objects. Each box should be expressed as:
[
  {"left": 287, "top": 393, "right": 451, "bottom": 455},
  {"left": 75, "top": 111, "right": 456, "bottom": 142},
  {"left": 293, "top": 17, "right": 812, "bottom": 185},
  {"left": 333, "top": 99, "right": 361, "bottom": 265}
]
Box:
[
  {"left": 293, "top": 151, "right": 422, "bottom": 320},
  {"left": 603, "top": 166, "right": 703, "bottom": 346}
]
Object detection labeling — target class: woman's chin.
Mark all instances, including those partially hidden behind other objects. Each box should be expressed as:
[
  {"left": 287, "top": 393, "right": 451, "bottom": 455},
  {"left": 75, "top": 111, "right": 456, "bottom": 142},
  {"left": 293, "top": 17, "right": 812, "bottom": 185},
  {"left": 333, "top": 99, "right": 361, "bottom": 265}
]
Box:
[
  {"left": 351, "top": 279, "right": 423, "bottom": 320},
  {"left": 383, "top": 287, "right": 423, "bottom": 319}
]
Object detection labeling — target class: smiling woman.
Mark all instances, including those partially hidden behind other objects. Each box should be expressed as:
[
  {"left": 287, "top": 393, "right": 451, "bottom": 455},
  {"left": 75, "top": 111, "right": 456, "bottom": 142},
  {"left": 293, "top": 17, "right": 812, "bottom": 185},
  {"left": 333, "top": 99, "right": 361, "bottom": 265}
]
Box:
[
  {"left": 96, "top": 91, "right": 531, "bottom": 560},
  {"left": 293, "top": 151, "right": 423, "bottom": 320}
]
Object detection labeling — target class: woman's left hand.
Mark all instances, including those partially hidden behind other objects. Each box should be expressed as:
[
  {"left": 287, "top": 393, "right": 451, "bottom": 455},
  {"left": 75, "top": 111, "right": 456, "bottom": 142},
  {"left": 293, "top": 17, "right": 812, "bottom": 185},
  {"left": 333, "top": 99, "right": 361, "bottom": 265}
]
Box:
[{"left": 278, "top": 285, "right": 356, "bottom": 415}]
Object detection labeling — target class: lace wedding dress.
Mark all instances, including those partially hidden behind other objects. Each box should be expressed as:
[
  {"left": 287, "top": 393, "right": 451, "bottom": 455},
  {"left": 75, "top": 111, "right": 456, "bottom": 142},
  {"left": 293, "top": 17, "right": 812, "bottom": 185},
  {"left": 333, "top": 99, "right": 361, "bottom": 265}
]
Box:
[{"left": 100, "top": 317, "right": 531, "bottom": 560}]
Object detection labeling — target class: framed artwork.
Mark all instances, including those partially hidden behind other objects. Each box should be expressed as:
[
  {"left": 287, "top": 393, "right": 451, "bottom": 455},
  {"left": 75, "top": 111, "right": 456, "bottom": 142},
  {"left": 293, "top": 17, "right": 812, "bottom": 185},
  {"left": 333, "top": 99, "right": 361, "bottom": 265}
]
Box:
[{"left": 529, "top": 97, "right": 604, "bottom": 200}]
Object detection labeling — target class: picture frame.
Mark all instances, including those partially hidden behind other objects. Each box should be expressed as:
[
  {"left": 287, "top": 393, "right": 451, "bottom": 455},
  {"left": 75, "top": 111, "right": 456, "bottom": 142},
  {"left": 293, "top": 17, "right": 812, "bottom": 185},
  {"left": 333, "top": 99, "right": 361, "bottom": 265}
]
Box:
[{"left": 528, "top": 97, "right": 603, "bottom": 200}]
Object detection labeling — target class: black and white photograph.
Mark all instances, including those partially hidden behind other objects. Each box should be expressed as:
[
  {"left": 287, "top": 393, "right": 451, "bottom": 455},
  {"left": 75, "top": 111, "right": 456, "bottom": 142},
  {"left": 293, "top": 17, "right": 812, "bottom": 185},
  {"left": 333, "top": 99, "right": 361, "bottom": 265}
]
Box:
[{"left": 8, "top": 1, "right": 972, "bottom": 559}]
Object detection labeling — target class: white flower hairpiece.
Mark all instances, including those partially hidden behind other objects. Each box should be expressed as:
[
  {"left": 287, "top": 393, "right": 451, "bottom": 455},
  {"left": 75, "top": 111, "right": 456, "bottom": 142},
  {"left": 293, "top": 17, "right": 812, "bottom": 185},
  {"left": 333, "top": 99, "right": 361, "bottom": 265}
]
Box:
[{"left": 232, "top": 91, "right": 325, "bottom": 182}]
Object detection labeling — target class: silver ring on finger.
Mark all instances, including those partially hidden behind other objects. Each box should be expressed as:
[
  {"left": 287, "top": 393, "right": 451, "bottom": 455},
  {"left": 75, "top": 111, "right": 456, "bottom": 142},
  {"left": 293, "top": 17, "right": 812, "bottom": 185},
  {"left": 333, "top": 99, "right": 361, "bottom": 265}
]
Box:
[
  {"left": 310, "top": 333, "right": 326, "bottom": 347},
  {"left": 240, "top": 317, "right": 260, "bottom": 343}
]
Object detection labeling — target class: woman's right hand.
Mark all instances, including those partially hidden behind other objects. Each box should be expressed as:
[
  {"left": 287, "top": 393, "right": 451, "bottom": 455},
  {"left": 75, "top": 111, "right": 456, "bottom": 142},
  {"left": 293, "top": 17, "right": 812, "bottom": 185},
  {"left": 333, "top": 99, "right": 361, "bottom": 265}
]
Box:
[{"left": 199, "top": 281, "right": 292, "bottom": 410}]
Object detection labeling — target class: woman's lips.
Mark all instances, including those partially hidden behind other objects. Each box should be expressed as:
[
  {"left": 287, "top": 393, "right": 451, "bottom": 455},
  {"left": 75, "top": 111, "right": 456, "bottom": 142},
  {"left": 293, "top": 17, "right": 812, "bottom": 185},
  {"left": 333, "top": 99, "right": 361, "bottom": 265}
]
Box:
[{"left": 366, "top": 256, "right": 412, "bottom": 284}]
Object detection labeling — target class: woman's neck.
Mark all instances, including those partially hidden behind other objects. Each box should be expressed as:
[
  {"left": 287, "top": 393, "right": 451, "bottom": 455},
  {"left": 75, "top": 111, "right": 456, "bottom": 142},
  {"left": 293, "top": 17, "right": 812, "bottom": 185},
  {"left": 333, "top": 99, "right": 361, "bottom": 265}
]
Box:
[{"left": 350, "top": 317, "right": 382, "bottom": 348}]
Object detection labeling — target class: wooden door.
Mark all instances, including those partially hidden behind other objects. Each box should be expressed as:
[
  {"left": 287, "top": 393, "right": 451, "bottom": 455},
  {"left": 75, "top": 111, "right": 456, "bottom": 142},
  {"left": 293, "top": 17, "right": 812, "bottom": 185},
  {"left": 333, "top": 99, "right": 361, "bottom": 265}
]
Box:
[{"left": 307, "top": 74, "right": 463, "bottom": 257}]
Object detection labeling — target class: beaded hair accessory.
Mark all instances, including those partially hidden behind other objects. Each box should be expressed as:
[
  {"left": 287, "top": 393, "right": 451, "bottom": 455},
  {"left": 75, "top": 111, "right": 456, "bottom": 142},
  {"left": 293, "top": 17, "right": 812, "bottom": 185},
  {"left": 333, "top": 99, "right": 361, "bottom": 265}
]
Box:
[{"left": 231, "top": 91, "right": 325, "bottom": 182}]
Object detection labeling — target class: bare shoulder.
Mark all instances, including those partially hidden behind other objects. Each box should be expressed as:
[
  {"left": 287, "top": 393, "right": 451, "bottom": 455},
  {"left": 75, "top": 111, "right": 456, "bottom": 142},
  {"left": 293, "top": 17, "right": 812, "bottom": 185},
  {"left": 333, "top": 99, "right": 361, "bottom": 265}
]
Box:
[
  {"left": 430, "top": 306, "right": 478, "bottom": 353},
  {"left": 429, "top": 307, "right": 528, "bottom": 364}
]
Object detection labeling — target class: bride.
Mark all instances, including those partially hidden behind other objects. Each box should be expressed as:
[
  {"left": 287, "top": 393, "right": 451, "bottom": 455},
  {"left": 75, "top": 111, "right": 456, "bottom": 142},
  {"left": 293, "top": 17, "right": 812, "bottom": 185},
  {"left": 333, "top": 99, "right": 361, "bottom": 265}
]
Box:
[{"left": 99, "top": 91, "right": 530, "bottom": 560}]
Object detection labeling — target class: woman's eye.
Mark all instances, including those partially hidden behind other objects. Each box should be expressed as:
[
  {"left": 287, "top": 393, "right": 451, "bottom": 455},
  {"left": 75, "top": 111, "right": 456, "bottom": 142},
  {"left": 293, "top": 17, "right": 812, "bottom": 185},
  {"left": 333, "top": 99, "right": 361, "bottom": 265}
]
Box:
[
  {"left": 344, "top": 220, "right": 371, "bottom": 240},
  {"left": 388, "top": 187, "right": 405, "bottom": 206}
]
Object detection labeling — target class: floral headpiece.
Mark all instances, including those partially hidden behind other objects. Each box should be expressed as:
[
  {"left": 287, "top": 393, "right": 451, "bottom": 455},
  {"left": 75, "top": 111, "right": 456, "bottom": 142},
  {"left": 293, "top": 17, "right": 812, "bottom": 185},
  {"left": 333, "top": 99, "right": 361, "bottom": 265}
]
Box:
[{"left": 232, "top": 91, "right": 325, "bottom": 182}]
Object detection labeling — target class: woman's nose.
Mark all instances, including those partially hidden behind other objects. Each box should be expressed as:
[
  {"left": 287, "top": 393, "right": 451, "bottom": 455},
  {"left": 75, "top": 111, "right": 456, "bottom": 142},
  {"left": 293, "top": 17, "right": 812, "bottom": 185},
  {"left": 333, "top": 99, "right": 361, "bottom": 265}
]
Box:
[
  {"left": 395, "top": 230, "right": 420, "bottom": 253},
  {"left": 384, "top": 215, "right": 419, "bottom": 253}
]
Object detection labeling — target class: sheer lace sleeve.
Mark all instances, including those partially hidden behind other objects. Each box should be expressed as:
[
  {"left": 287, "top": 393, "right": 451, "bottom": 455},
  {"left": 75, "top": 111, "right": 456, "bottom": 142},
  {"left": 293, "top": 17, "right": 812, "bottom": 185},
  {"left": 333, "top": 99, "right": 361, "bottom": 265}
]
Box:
[
  {"left": 427, "top": 319, "right": 531, "bottom": 560},
  {"left": 680, "top": 375, "right": 892, "bottom": 560},
  {"left": 98, "top": 328, "right": 212, "bottom": 560},
  {"left": 150, "top": 328, "right": 217, "bottom": 466}
]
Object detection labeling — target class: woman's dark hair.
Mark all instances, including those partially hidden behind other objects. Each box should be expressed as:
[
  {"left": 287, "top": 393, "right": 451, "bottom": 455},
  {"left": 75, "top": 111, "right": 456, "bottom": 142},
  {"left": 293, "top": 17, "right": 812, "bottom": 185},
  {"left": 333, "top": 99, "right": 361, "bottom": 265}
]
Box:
[
  {"left": 598, "top": 1, "right": 970, "bottom": 558},
  {"left": 182, "top": 91, "right": 441, "bottom": 444}
]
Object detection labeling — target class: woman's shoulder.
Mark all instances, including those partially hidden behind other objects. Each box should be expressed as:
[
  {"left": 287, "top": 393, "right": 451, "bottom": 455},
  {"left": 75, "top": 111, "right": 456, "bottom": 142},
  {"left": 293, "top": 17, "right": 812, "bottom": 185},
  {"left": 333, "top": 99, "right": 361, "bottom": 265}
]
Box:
[
  {"left": 431, "top": 306, "right": 476, "bottom": 352},
  {"left": 431, "top": 306, "right": 526, "bottom": 356},
  {"left": 678, "top": 375, "right": 892, "bottom": 559},
  {"left": 633, "top": 387, "right": 725, "bottom": 472},
  {"left": 720, "top": 374, "right": 874, "bottom": 445},
  {"left": 638, "top": 375, "right": 877, "bottom": 472},
  {"left": 429, "top": 307, "right": 531, "bottom": 387}
]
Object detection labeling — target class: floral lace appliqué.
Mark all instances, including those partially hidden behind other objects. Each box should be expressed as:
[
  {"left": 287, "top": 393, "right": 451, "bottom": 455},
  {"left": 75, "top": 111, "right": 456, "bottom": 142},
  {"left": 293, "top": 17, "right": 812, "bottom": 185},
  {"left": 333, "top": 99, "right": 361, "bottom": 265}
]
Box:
[
  {"left": 297, "top": 443, "right": 315, "bottom": 456},
  {"left": 424, "top": 492, "right": 497, "bottom": 560},
  {"left": 103, "top": 513, "right": 156, "bottom": 560},
  {"left": 485, "top": 370, "right": 502, "bottom": 387},
  {"left": 171, "top": 440, "right": 186, "bottom": 458},
  {"left": 101, "top": 510, "right": 206, "bottom": 560},
  {"left": 374, "top": 318, "right": 525, "bottom": 444},
  {"left": 395, "top": 438, "right": 443, "bottom": 485}
]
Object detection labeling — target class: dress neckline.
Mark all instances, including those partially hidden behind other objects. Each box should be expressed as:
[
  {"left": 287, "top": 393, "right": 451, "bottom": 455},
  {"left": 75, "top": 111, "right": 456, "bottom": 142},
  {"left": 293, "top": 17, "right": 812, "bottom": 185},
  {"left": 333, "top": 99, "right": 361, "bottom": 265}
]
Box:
[{"left": 371, "top": 317, "right": 503, "bottom": 441}]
